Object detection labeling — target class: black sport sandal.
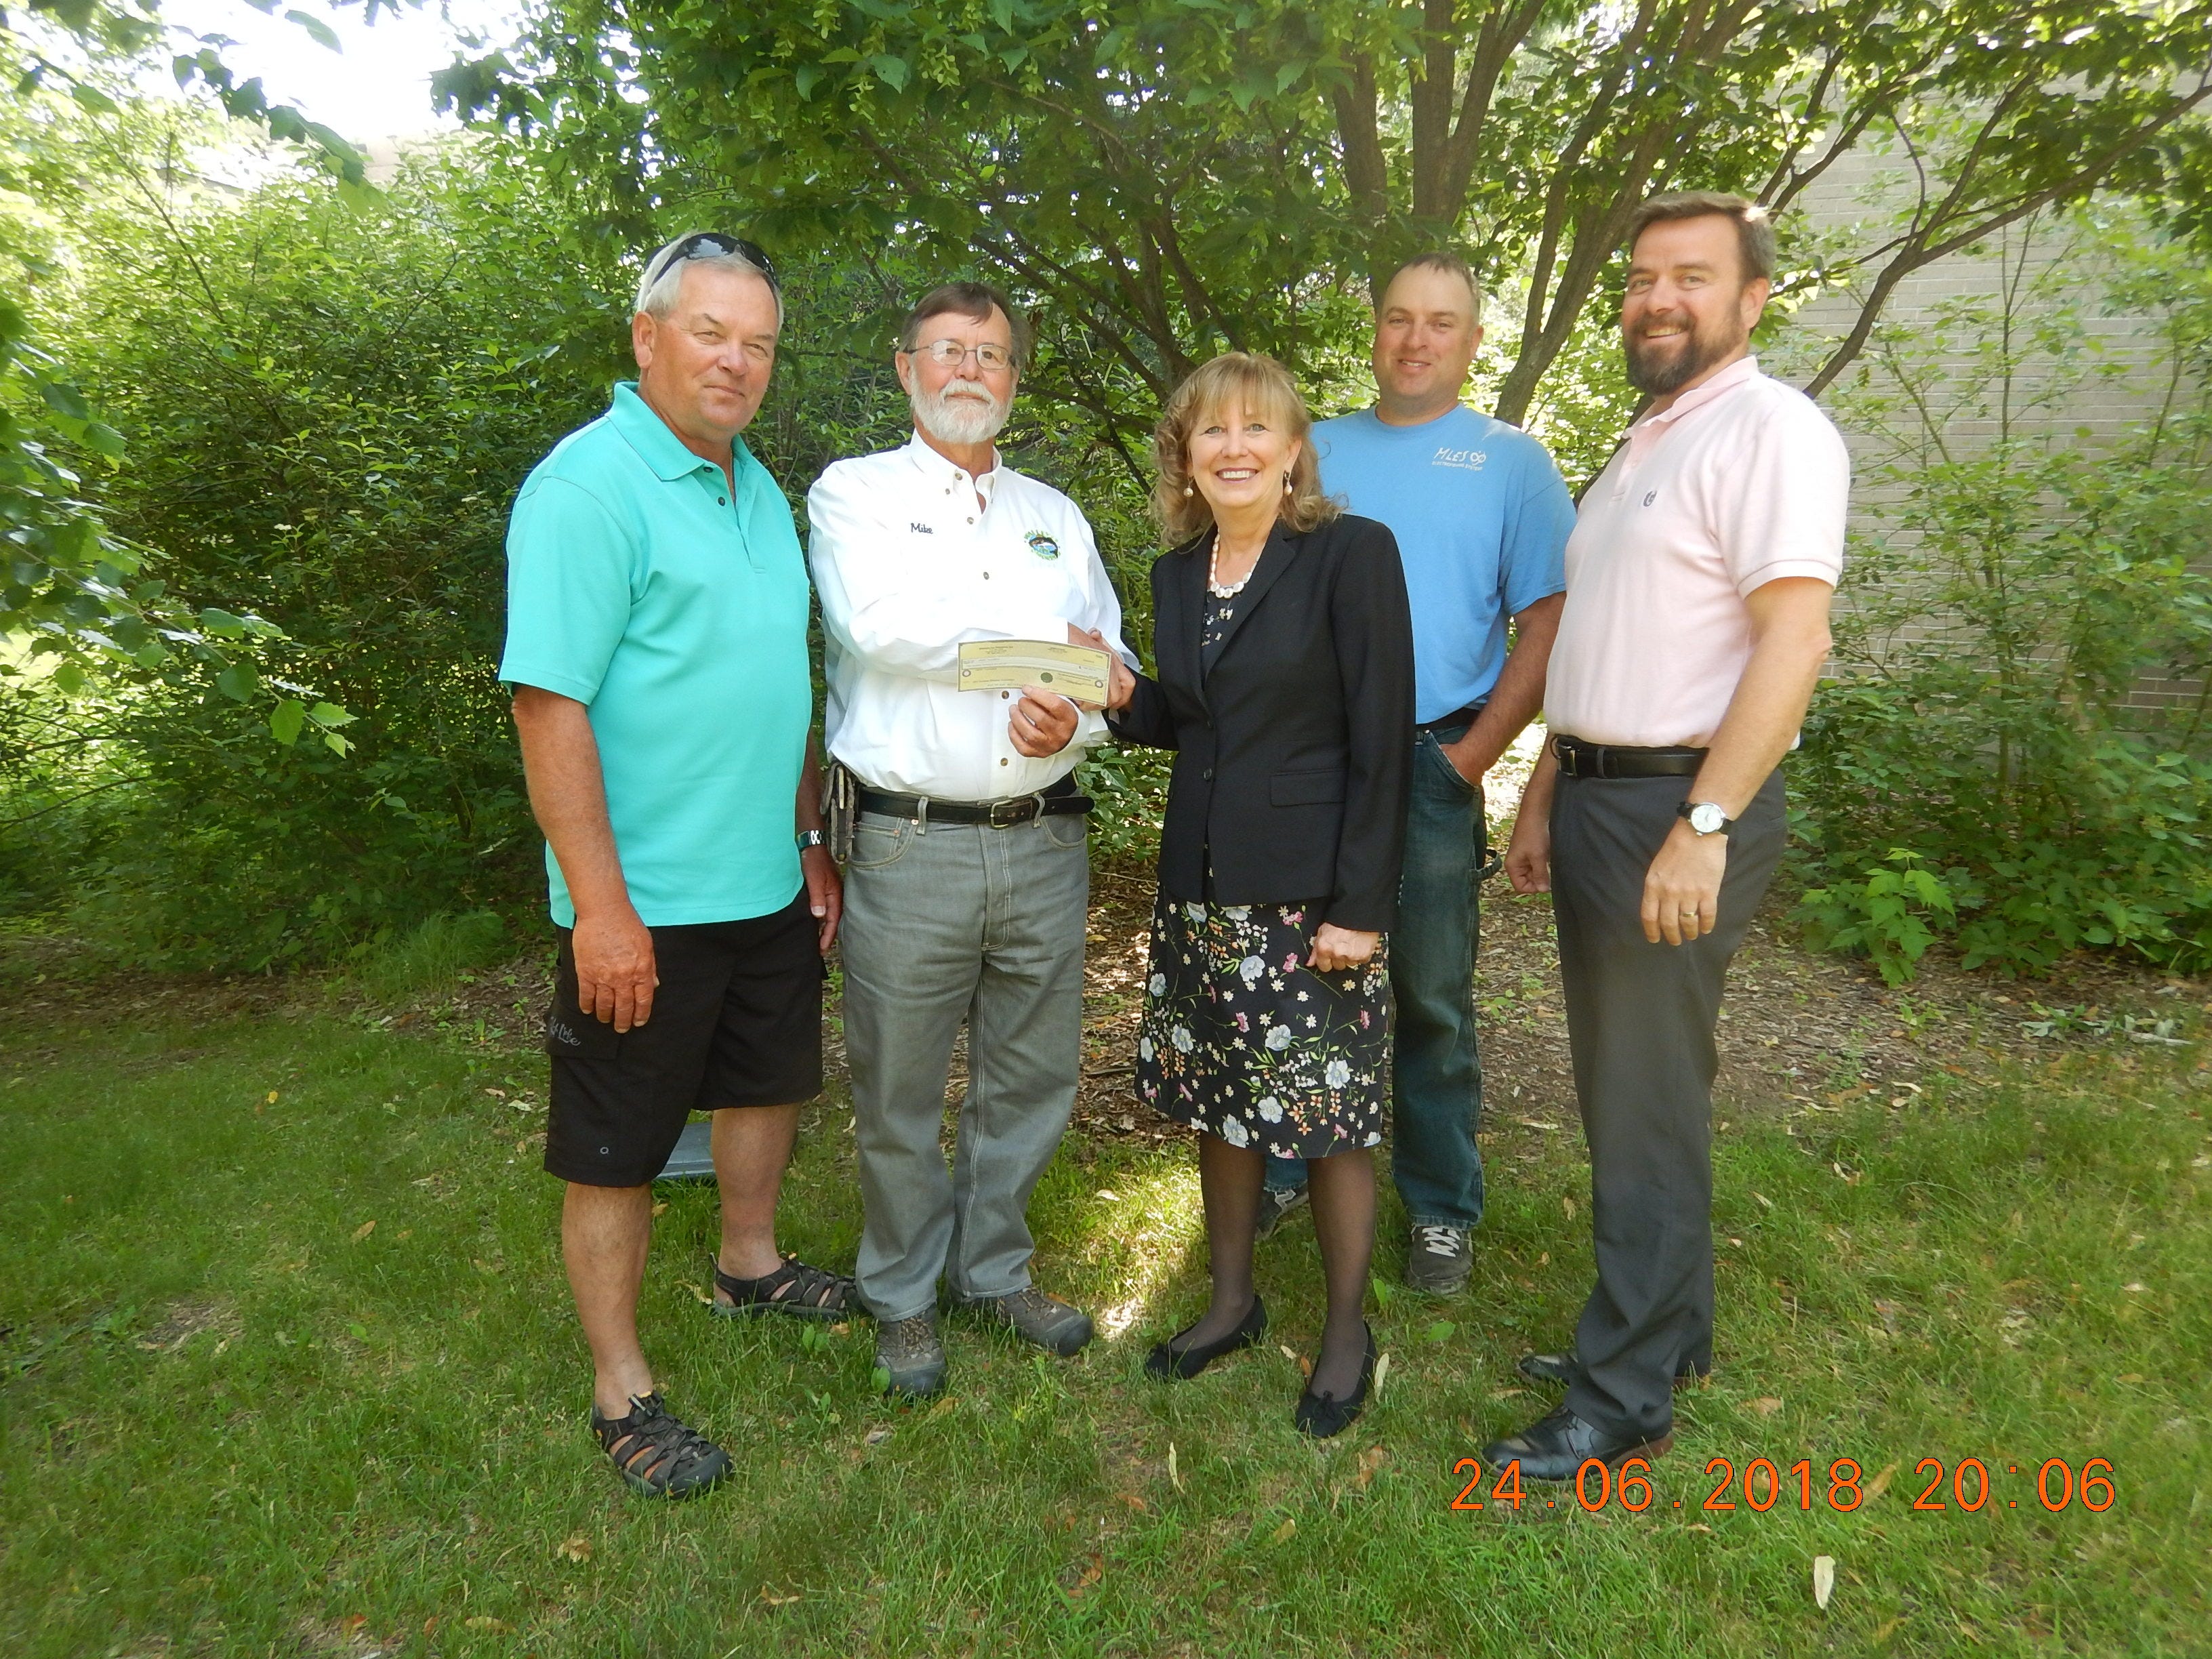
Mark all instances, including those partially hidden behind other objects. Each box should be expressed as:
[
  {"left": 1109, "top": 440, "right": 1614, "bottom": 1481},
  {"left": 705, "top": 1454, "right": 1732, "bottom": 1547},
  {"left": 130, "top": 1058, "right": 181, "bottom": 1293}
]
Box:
[
  {"left": 590, "top": 1393, "right": 731, "bottom": 1498},
  {"left": 709, "top": 1254, "right": 855, "bottom": 1321}
]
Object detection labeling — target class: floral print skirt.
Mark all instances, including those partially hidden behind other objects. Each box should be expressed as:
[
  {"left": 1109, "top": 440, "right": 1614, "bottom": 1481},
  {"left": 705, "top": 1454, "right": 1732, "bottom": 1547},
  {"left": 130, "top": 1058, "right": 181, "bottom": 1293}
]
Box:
[{"left": 1134, "top": 888, "right": 1389, "bottom": 1158}]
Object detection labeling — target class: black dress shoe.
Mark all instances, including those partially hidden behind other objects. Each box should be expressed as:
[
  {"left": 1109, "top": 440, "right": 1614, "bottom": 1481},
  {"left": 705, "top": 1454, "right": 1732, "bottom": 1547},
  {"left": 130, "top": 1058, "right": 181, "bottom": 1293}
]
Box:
[
  {"left": 1517, "top": 1349, "right": 1709, "bottom": 1389},
  {"left": 1292, "top": 1324, "right": 1377, "bottom": 1439},
  {"left": 1480, "top": 1404, "right": 1673, "bottom": 1481},
  {"left": 1145, "top": 1294, "right": 1267, "bottom": 1381}
]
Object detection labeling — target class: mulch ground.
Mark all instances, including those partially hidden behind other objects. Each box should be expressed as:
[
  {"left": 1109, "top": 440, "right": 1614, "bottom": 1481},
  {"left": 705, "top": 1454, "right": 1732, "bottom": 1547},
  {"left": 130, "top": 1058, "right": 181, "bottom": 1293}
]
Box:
[{"left": 7, "top": 865, "right": 2203, "bottom": 1156}]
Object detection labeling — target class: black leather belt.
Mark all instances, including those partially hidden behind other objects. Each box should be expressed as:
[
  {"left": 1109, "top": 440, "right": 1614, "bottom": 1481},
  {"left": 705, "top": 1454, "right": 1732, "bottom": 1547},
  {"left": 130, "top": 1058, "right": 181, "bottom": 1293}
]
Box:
[
  {"left": 1417, "top": 701, "right": 1486, "bottom": 734},
  {"left": 856, "top": 776, "right": 1091, "bottom": 827},
  {"left": 1552, "top": 735, "right": 1707, "bottom": 779}
]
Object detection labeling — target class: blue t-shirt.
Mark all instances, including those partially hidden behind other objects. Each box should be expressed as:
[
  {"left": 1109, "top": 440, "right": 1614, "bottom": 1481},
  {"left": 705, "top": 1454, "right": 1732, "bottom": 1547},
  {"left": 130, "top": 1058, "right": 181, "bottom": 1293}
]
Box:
[
  {"left": 499, "top": 383, "right": 813, "bottom": 928},
  {"left": 1313, "top": 406, "right": 1573, "bottom": 723}
]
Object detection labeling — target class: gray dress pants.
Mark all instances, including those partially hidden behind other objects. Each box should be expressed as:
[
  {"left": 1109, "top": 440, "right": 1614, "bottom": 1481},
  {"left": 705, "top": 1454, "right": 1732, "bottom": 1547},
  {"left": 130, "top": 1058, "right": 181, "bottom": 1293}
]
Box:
[
  {"left": 839, "top": 807, "right": 1090, "bottom": 1322},
  {"left": 1551, "top": 767, "right": 1787, "bottom": 1441}
]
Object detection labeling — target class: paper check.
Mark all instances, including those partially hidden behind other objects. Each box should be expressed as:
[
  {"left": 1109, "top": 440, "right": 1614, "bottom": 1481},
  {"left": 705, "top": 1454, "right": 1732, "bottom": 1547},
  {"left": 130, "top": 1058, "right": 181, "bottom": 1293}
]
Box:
[{"left": 956, "top": 639, "right": 1113, "bottom": 701}]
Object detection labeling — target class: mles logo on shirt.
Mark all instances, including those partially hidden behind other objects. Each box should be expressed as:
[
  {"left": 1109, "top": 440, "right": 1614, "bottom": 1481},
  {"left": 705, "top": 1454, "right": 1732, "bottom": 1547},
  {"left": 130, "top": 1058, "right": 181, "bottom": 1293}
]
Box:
[{"left": 1432, "top": 447, "right": 1487, "bottom": 471}]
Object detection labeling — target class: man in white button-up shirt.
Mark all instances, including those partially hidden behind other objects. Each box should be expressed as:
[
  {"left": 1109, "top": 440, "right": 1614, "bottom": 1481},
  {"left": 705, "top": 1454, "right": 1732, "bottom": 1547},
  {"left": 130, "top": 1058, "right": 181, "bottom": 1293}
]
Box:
[{"left": 808, "top": 282, "right": 1132, "bottom": 1397}]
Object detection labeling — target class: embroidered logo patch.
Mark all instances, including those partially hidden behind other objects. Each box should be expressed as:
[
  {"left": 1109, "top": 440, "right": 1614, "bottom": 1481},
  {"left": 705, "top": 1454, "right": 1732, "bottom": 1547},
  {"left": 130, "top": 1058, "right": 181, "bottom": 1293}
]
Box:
[
  {"left": 1026, "top": 531, "right": 1061, "bottom": 560},
  {"left": 1432, "top": 447, "right": 1487, "bottom": 471}
]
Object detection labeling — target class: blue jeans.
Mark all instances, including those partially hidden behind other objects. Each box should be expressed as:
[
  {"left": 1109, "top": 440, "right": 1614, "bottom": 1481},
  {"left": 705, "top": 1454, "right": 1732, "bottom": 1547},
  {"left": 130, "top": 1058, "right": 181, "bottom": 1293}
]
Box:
[{"left": 1265, "top": 724, "right": 1487, "bottom": 1230}]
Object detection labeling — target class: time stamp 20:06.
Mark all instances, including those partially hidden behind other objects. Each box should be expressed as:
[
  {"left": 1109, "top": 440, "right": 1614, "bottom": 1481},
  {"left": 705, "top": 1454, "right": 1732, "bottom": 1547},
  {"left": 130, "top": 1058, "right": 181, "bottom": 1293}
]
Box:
[{"left": 1448, "top": 1456, "right": 2118, "bottom": 1515}]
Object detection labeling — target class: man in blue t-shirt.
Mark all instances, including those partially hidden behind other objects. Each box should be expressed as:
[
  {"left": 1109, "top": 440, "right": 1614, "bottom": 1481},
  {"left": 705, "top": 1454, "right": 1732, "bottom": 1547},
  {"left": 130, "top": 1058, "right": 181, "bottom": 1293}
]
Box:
[{"left": 1261, "top": 252, "right": 1574, "bottom": 1294}]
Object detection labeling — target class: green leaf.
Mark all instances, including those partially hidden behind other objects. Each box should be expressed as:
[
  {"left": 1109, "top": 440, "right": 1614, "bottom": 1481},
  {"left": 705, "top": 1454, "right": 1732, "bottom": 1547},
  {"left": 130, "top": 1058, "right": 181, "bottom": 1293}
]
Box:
[
  {"left": 794, "top": 62, "right": 821, "bottom": 99},
  {"left": 199, "top": 607, "right": 247, "bottom": 637},
  {"left": 39, "top": 379, "right": 90, "bottom": 422},
  {"left": 216, "top": 664, "right": 259, "bottom": 702},
  {"left": 52, "top": 661, "right": 85, "bottom": 696},
  {"left": 869, "top": 54, "right": 910, "bottom": 91},
  {"left": 307, "top": 701, "right": 356, "bottom": 729},
  {"left": 69, "top": 83, "right": 120, "bottom": 115},
  {"left": 284, "top": 9, "right": 343, "bottom": 52},
  {"left": 79, "top": 422, "right": 127, "bottom": 458},
  {"left": 270, "top": 698, "right": 306, "bottom": 745}
]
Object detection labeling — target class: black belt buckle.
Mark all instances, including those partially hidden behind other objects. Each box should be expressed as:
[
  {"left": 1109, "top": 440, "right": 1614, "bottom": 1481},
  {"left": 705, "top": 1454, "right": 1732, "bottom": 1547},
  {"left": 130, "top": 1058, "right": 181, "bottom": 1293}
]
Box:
[
  {"left": 1553, "top": 736, "right": 1588, "bottom": 779},
  {"left": 987, "top": 794, "right": 1043, "bottom": 828}
]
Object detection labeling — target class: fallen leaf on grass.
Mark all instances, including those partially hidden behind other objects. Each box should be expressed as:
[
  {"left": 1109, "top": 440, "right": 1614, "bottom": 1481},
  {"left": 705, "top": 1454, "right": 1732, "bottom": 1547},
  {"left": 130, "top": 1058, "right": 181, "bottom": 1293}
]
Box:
[
  {"left": 1279, "top": 1345, "right": 1299, "bottom": 1362},
  {"left": 1094, "top": 1189, "right": 1120, "bottom": 1202},
  {"left": 1353, "top": 1444, "right": 1389, "bottom": 1490},
  {"left": 1298, "top": 1354, "right": 1314, "bottom": 1380},
  {"left": 1753, "top": 1191, "right": 1773, "bottom": 1210},
  {"left": 465, "top": 1616, "right": 514, "bottom": 1633},
  {"left": 651, "top": 1201, "right": 668, "bottom": 1217},
  {"left": 863, "top": 1426, "right": 893, "bottom": 1447},
  {"left": 1873, "top": 1617, "right": 1904, "bottom": 1642},
  {"left": 1372, "top": 1352, "right": 1392, "bottom": 1400},
  {"left": 1168, "top": 1442, "right": 1181, "bottom": 1490},
  {"left": 1269, "top": 1518, "right": 1296, "bottom": 1544},
  {"left": 1562, "top": 1196, "right": 1576, "bottom": 1219},
  {"left": 758, "top": 1587, "right": 801, "bottom": 1607},
  {"left": 1864, "top": 1464, "right": 1897, "bottom": 1503},
  {"left": 689, "top": 1283, "right": 714, "bottom": 1305},
  {"left": 926, "top": 1395, "right": 958, "bottom": 1418},
  {"left": 350, "top": 1220, "right": 376, "bottom": 1242},
  {"left": 1747, "top": 1397, "right": 1783, "bottom": 1418},
  {"left": 556, "top": 1534, "right": 592, "bottom": 1562},
  {"left": 1813, "top": 1555, "right": 1836, "bottom": 1610},
  {"left": 1064, "top": 1555, "right": 1104, "bottom": 1599}
]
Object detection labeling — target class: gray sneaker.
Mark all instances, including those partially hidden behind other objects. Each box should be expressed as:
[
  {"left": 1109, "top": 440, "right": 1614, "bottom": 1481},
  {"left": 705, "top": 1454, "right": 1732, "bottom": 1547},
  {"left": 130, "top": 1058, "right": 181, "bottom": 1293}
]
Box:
[
  {"left": 1255, "top": 1183, "right": 1310, "bottom": 1241},
  {"left": 874, "top": 1313, "right": 948, "bottom": 1397},
  {"left": 960, "top": 1286, "right": 1094, "bottom": 1357},
  {"left": 1405, "top": 1223, "right": 1472, "bottom": 1294}
]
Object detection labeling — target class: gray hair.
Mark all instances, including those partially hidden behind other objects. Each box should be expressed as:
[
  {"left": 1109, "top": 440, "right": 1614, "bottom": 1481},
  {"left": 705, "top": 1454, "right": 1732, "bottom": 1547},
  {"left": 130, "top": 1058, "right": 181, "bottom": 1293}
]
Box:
[{"left": 634, "top": 237, "right": 783, "bottom": 326}]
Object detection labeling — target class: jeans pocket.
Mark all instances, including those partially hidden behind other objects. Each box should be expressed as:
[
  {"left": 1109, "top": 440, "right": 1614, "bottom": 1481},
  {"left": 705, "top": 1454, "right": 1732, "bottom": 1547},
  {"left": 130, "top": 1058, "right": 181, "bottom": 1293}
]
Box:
[
  {"left": 847, "top": 815, "right": 912, "bottom": 870},
  {"left": 1040, "top": 811, "right": 1090, "bottom": 851},
  {"left": 1422, "top": 732, "right": 1479, "bottom": 798}
]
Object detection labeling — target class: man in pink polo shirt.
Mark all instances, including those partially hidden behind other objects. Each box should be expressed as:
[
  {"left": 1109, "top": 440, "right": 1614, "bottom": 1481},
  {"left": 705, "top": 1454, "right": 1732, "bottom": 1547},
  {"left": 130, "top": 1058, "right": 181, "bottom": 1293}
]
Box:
[{"left": 1483, "top": 192, "right": 1849, "bottom": 1479}]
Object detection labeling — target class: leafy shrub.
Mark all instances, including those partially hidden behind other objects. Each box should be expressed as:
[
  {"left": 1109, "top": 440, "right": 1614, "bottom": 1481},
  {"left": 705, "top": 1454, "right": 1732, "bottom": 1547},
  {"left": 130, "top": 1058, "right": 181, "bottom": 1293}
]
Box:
[{"left": 1792, "top": 216, "right": 2212, "bottom": 978}]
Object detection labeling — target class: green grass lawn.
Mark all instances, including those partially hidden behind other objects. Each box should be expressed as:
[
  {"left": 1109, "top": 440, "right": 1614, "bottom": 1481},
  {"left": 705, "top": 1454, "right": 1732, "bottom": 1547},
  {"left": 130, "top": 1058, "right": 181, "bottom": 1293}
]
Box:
[{"left": 2, "top": 991, "right": 2207, "bottom": 1657}]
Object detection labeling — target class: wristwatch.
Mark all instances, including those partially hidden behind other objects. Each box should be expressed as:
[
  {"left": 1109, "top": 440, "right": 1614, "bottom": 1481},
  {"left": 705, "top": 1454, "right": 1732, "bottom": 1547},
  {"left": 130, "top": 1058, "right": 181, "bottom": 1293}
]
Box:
[
  {"left": 1677, "top": 801, "right": 1735, "bottom": 837},
  {"left": 796, "top": 829, "right": 825, "bottom": 852}
]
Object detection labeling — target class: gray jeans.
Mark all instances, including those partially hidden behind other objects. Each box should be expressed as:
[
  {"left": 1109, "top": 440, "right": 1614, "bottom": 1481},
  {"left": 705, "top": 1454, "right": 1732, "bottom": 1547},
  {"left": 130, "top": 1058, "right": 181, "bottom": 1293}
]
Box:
[{"left": 839, "top": 806, "right": 1090, "bottom": 1321}]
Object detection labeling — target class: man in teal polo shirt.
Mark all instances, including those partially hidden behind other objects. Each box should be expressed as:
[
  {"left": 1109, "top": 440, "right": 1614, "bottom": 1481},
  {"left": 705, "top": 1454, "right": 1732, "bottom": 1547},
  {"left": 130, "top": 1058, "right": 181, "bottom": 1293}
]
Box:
[{"left": 502, "top": 234, "right": 845, "bottom": 1500}]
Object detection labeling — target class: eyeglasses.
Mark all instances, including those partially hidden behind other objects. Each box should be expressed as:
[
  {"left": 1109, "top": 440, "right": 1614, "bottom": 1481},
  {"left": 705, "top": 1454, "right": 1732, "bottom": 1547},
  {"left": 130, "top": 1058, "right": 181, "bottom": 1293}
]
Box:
[
  {"left": 642, "top": 232, "right": 780, "bottom": 298},
  {"left": 906, "top": 338, "right": 1018, "bottom": 373}
]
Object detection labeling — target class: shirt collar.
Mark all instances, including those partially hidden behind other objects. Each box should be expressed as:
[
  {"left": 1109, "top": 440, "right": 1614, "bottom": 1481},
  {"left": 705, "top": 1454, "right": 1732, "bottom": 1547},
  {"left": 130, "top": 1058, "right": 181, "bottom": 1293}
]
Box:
[
  {"left": 608, "top": 380, "right": 742, "bottom": 483},
  {"left": 903, "top": 430, "right": 1002, "bottom": 500},
  {"left": 1632, "top": 354, "right": 1761, "bottom": 432}
]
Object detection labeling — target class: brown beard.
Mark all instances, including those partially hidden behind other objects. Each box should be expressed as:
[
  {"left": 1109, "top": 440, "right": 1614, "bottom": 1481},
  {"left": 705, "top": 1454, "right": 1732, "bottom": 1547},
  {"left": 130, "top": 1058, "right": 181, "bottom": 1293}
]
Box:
[{"left": 1624, "top": 316, "right": 1744, "bottom": 395}]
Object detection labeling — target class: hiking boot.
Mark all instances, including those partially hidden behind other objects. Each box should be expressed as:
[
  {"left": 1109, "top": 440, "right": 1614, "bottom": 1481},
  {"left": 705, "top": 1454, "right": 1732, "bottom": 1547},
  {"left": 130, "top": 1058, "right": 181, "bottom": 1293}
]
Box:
[
  {"left": 1405, "top": 1223, "right": 1472, "bottom": 1294},
  {"left": 958, "top": 1286, "right": 1094, "bottom": 1357},
  {"left": 1255, "top": 1183, "right": 1310, "bottom": 1241},
  {"left": 874, "top": 1313, "right": 947, "bottom": 1397}
]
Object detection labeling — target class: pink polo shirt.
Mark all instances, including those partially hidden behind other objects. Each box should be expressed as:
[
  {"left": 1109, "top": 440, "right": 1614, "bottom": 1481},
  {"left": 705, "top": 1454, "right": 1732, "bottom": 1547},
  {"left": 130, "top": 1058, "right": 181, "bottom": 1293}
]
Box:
[{"left": 1545, "top": 356, "right": 1849, "bottom": 748}]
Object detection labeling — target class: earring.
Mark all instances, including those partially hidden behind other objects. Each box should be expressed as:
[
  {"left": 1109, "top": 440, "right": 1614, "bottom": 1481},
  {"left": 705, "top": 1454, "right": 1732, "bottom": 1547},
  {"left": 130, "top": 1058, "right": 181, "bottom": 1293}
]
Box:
[
  {"left": 1282, "top": 474, "right": 1292, "bottom": 494},
  {"left": 1183, "top": 482, "right": 1194, "bottom": 497}
]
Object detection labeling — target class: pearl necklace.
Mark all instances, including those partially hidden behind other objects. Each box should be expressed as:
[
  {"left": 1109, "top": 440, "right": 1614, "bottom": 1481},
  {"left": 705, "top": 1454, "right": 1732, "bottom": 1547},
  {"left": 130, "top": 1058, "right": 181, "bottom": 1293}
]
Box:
[{"left": 1208, "top": 530, "right": 1261, "bottom": 598}]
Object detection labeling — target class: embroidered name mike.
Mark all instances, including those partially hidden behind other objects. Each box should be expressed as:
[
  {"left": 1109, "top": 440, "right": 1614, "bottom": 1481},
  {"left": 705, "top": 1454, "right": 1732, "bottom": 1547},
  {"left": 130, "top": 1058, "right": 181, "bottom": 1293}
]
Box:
[{"left": 909, "top": 522, "right": 936, "bottom": 535}]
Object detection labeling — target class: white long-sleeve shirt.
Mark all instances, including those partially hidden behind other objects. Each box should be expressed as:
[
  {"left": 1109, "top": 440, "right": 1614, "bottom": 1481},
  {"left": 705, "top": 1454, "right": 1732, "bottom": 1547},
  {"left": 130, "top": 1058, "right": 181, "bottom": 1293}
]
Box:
[{"left": 807, "top": 434, "right": 1132, "bottom": 801}]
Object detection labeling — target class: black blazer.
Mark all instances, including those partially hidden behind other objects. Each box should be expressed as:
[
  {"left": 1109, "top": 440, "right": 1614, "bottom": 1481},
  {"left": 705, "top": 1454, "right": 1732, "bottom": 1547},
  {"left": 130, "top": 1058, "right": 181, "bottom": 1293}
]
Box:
[{"left": 1109, "top": 512, "right": 1414, "bottom": 933}]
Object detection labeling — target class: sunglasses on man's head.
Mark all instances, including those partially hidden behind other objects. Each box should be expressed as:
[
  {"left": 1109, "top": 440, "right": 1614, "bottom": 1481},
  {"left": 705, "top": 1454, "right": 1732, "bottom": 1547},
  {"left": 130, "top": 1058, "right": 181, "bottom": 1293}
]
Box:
[{"left": 644, "top": 232, "right": 780, "bottom": 296}]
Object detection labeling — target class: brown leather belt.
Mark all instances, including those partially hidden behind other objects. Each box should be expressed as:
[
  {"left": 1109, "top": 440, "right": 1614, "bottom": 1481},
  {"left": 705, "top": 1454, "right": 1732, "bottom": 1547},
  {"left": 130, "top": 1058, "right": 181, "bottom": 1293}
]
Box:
[{"left": 1552, "top": 735, "right": 1707, "bottom": 779}]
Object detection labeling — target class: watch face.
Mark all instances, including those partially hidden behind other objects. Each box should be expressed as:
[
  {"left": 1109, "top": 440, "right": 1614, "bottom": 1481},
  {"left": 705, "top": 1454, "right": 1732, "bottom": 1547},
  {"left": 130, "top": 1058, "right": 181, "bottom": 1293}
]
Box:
[{"left": 1690, "top": 802, "right": 1727, "bottom": 835}]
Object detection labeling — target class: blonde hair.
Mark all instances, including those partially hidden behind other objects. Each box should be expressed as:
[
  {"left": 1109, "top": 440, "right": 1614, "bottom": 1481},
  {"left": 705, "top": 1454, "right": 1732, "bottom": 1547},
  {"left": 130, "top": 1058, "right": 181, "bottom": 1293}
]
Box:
[{"left": 1151, "top": 353, "right": 1341, "bottom": 545}]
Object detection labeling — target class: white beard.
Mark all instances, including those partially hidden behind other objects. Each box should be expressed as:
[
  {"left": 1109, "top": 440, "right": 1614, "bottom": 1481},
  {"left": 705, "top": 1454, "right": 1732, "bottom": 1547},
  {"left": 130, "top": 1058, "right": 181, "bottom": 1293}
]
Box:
[{"left": 912, "top": 380, "right": 1009, "bottom": 447}]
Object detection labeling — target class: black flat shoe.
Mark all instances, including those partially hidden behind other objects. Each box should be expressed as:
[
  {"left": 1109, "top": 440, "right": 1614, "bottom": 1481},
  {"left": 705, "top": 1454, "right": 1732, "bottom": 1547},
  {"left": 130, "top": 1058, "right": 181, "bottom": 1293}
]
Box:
[
  {"left": 1479, "top": 1403, "right": 1673, "bottom": 1481},
  {"left": 1292, "top": 1324, "right": 1377, "bottom": 1439},
  {"left": 1145, "top": 1294, "right": 1267, "bottom": 1380}
]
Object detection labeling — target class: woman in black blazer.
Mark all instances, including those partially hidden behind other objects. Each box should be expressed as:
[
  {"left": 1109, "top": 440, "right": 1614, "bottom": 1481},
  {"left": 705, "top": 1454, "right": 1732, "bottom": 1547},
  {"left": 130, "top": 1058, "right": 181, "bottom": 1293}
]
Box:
[{"left": 1098, "top": 352, "right": 1413, "bottom": 1437}]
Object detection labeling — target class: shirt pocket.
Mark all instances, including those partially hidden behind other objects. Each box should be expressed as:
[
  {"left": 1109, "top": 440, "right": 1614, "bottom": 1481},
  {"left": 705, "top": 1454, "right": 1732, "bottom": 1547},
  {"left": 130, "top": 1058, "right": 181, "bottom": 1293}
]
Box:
[{"left": 1269, "top": 769, "right": 1347, "bottom": 807}]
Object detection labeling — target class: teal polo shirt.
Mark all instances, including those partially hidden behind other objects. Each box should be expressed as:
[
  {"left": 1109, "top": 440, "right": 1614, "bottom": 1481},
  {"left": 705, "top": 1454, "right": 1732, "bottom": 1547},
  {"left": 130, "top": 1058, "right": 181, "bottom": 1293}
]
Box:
[{"left": 499, "top": 382, "right": 811, "bottom": 928}]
